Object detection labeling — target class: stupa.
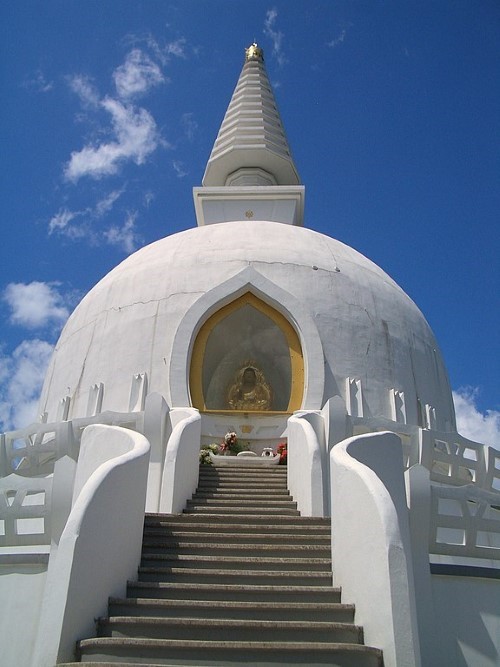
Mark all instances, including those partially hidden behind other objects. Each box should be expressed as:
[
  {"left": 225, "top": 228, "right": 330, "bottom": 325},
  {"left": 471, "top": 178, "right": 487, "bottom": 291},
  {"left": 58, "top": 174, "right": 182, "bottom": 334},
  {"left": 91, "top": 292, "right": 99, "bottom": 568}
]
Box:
[{"left": 0, "top": 43, "right": 499, "bottom": 667}]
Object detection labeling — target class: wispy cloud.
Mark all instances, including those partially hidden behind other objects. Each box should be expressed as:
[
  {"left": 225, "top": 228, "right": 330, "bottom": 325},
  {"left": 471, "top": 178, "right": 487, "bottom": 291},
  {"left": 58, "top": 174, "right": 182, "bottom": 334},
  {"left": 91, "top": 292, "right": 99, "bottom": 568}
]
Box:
[
  {"left": 3, "top": 282, "right": 71, "bottom": 330},
  {"left": 453, "top": 387, "right": 500, "bottom": 448},
  {"left": 181, "top": 112, "right": 198, "bottom": 142},
  {"left": 95, "top": 188, "right": 125, "bottom": 217},
  {"left": 327, "top": 30, "right": 347, "bottom": 49},
  {"left": 114, "top": 48, "right": 165, "bottom": 100},
  {"left": 64, "top": 97, "right": 159, "bottom": 182},
  {"left": 68, "top": 74, "right": 100, "bottom": 107},
  {"left": 172, "top": 160, "right": 188, "bottom": 178},
  {"left": 52, "top": 36, "right": 187, "bottom": 249},
  {"left": 143, "top": 191, "right": 155, "bottom": 208},
  {"left": 24, "top": 69, "right": 54, "bottom": 93},
  {"left": 104, "top": 211, "right": 142, "bottom": 253},
  {"left": 48, "top": 188, "right": 124, "bottom": 240},
  {"left": 48, "top": 208, "right": 79, "bottom": 234},
  {"left": 0, "top": 339, "right": 54, "bottom": 431},
  {"left": 263, "top": 8, "right": 286, "bottom": 67},
  {"left": 123, "top": 33, "right": 188, "bottom": 65}
]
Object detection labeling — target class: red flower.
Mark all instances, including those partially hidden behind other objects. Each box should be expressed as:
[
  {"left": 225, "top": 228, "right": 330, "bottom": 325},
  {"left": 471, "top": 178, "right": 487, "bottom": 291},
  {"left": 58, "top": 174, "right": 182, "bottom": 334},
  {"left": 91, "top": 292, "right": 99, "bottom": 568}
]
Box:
[{"left": 276, "top": 442, "right": 287, "bottom": 464}]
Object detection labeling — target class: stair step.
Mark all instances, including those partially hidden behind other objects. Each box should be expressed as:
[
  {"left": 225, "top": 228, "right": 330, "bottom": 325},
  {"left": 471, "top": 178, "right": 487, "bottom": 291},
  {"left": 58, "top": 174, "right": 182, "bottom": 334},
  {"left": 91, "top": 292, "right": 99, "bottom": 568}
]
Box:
[
  {"left": 143, "top": 529, "right": 330, "bottom": 544},
  {"left": 97, "top": 616, "right": 363, "bottom": 643},
  {"left": 137, "top": 567, "right": 333, "bottom": 586},
  {"left": 183, "top": 506, "right": 300, "bottom": 516},
  {"left": 191, "top": 492, "right": 293, "bottom": 500},
  {"left": 108, "top": 597, "right": 356, "bottom": 623},
  {"left": 126, "top": 581, "right": 342, "bottom": 603},
  {"left": 186, "top": 498, "right": 297, "bottom": 507},
  {"left": 141, "top": 541, "right": 329, "bottom": 558},
  {"left": 145, "top": 513, "right": 329, "bottom": 526},
  {"left": 77, "top": 638, "right": 383, "bottom": 667},
  {"left": 196, "top": 479, "right": 288, "bottom": 487},
  {"left": 198, "top": 475, "right": 288, "bottom": 482},
  {"left": 140, "top": 554, "right": 331, "bottom": 571},
  {"left": 199, "top": 467, "right": 286, "bottom": 472}
]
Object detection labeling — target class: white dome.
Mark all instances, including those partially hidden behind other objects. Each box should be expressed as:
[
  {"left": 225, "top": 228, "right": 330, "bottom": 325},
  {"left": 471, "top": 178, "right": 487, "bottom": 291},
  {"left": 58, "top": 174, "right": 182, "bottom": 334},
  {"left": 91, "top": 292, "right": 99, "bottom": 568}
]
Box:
[{"left": 39, "top": 221, "right": 455, "bottom": 430}]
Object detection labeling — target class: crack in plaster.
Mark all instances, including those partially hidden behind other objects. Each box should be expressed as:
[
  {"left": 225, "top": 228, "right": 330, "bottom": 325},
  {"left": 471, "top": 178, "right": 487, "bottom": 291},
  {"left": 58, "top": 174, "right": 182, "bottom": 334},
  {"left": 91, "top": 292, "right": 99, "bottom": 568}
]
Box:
[{"left": 53, "top": 291, "right": 205, "bottom": 347}]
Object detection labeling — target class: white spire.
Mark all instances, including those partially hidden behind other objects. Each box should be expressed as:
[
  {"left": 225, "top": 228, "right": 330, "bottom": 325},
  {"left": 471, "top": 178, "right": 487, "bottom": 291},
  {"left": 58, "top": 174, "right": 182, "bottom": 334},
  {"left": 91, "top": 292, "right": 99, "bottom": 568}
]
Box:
[
  {"left": 193, "top": 44, "right": 304, "bottom": 228},
  {"left": 202, "top": 43, "right": 300, "bottom": 187}
]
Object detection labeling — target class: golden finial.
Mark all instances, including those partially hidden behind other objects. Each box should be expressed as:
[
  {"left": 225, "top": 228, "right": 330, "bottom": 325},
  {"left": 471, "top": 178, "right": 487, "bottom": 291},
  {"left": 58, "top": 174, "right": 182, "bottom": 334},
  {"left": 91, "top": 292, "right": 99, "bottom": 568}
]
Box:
[{"left": 245, "top": 42, "right": 264, "bottom": 63}]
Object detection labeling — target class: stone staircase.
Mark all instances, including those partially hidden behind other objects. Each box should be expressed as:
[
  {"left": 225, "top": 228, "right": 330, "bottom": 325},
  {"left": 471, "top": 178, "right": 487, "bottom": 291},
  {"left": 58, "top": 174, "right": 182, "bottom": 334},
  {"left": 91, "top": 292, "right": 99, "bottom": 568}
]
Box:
[{"left": 61, "top": 463, "right": 383, "bottom": 666}]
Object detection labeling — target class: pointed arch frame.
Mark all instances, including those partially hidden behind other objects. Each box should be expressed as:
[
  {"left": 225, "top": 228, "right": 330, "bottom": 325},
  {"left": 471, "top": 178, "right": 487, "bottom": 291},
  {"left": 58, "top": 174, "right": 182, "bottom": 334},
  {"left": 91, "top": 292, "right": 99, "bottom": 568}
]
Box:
[{"left": 169, "top": 267, "right": 324, "bottom": 410}]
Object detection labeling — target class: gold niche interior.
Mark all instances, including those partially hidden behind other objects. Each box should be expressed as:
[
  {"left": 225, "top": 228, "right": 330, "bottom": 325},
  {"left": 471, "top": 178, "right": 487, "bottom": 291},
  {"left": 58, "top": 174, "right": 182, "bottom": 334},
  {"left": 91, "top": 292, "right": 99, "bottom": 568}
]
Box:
[{"left": 190, "top": 293, "right": 304, "bottom": 413}]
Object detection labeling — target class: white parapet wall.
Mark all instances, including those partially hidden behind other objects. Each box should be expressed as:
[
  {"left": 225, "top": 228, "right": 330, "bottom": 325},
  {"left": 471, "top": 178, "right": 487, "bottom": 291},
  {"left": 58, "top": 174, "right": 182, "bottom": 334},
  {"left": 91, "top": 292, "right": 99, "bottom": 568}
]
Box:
[
  {"left": 159, "top": 408, "right": 201, "bottom": 514},
  {"left": 330, "top": 431, "right": 421, "bottom": 667},
  {"left": 32, "top": 424, "right": 150, "bottom": 667},
  {"left": 287, "top": 412, "right": 325, "bottom": 517}
]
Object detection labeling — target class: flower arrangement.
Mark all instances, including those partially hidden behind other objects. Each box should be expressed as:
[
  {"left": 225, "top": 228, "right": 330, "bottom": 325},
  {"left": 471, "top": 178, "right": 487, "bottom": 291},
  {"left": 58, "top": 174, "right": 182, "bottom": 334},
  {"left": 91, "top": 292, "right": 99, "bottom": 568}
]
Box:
[
  {"left": 220, "top": 431, "right": 246, "bottom": 455},
  {"left": 276, "top": 442, "right": 287, "bottom": 465},
  {"left": 199, "top": 443, "right": 219, "bottom": 465}
]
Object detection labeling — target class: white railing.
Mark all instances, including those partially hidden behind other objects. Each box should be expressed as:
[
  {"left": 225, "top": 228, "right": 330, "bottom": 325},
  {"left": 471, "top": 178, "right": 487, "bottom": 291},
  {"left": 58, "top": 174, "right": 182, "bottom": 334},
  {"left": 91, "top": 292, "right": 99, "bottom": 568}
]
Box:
[
  {"left": 0, "top": 474, "right": 53, "bottom": 547},
  {"left": 429, "top": 483, "right": 500, "bottom": 561},
  {"left": 419, "top": 429, "right": 488, "bottom": 488},
  {"left": 1, "top": 410, "right": 144, "bottom": 478},
  {"left": 349, "top": 416, "right": 499, "bottom": 493}
]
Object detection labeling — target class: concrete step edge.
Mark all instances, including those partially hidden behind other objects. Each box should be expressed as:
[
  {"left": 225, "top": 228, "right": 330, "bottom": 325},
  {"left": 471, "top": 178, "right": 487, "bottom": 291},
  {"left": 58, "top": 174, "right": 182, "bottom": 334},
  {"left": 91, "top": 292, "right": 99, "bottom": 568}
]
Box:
[
  {"left": 99, "top": 616, "right": 362, "bottom": 633},
  {"left": 142, "top": 542, "right": 329, "bottom": 550},
  {"left": 145, "top": 513, "right": 329, "bottom": 524},
  {"left": 127, "top": 581, "right": 340, "bottom": 593},
  {"left": 109, "top": 597, "right": 353, "bottom": 612},
  {"left": 142, "top": 532, "right": 330, "bottom": 541},
  {"left": 78, "top": 637, "right": 382, "bottom": 655},
  {"left": 138, "top": 567, "right": 332, "bottom": 579},
  {"left": 140, "top": 554, "right": 331, "bottom": 565}
]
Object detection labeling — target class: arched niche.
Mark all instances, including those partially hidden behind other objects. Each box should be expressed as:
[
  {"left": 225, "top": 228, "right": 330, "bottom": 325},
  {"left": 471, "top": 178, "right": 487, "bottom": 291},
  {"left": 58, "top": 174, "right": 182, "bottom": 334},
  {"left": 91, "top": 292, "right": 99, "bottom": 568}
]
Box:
[{"left": 190, "top": 293, "right": 304, "bottom": 413}]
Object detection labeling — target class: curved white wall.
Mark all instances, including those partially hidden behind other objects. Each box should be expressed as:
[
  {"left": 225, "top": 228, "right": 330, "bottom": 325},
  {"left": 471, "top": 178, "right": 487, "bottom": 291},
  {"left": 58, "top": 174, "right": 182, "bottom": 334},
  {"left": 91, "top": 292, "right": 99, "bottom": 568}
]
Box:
[{"left": 38, "top": 221, "right": 454, "bottom": 430}]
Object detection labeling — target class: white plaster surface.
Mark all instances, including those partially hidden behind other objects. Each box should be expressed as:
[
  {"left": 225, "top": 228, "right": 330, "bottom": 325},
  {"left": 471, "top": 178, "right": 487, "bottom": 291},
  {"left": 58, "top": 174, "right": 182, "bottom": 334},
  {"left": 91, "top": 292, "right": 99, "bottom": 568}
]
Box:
[
  {"left": 159, "top": 408, "right": 201, "bottom": 514},
  {"left": 288, "top": 413, "right": 325, "bottom": 516},
  {"left": 0, "top": 563, "right": 47, "bottom": 667},
  {"left": 33, "top": 424, "right": 150, "bottom": 666},
  {"left": 330, "top": 431, "right": 421, "bottom": 667},
  {"left": 431, "top": 575, "right": 500, "bottom": 667},
  {"left": 38, "top": 221, "right": 455, "bottom": 434}
]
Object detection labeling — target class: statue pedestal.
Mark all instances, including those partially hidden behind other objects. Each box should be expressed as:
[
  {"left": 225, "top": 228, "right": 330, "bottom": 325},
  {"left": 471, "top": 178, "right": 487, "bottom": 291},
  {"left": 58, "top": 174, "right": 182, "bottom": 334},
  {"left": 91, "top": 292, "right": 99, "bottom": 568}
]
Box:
[{"left": 209, "top": 452, "right": 280, "bottom": 466}]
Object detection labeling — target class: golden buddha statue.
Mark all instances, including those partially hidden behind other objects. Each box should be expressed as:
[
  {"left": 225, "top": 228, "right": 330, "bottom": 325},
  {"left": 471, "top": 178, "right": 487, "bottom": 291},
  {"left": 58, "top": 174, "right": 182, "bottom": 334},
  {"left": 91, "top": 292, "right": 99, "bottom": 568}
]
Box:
[{"left": 227, "top": 364, "right": 272, "bottom": 411}]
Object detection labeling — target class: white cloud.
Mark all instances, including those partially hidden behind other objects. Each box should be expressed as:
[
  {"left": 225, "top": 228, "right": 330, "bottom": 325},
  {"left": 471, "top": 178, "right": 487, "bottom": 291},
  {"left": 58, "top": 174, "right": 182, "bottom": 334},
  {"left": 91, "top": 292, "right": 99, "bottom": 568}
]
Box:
[
  {"left": 3, "top": 282, "right": 70, "bottom": 330},
  {"left": 145, "top": 36, "right": 187, "bottom": 64},
  {"left": 263, "top": 8, "right": 286, "bottom": 67},
  {"left": 181, "top": 112, "right": 198, "bottom": 141},
  {"left": 95, "top": 188, "right": 124, "bottom": 217},
  {"left": 143, "top": 191, "right": 155, "bottom": 208},
  {"left": 48, "top": 188, "right": 124, "bottom": 241},
  {"left": 104, "top": 211, "right": 141, "bottom": 253},
  {"left": 327, "top": 30, "right": 347, "bottom": 49},
  {"left": 164, "top": 38, "right": 187, "bottom": 58},
  {"left": 172, "top": 160, "right": 188, "bottom": 178},
  {"left": 0, "top": 339, "right": 54, "bottom": 431},
  {"left": 68, "top": 74, "right": 100, "bottom": 107},
  {"left": 453, "top": 387, "right": 500, "bottom": 448},
  {"left": 24, "top": 69, "right": 53, "bottom": 93},
  {"left": 64, "top": 97, "right": 159, "bottom": 182},
  {"left": 48, "top": 208, "right": 78, "bottom": 233},
  {"left": 114, "top": 49, "right": 165, "bottom": 100}
]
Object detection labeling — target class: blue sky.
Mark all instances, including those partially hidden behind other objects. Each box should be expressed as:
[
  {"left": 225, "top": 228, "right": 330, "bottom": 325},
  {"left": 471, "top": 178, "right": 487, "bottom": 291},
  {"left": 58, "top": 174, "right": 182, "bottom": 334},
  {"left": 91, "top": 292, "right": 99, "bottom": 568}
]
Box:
[{"left": 1, "top": 1, "right": 499, "bottom": 444}]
